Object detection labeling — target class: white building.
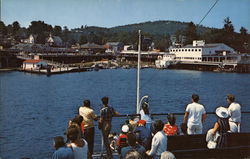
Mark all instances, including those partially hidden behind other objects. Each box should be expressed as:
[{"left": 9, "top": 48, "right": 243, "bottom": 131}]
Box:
[
  {"left": 169, "top": 40, "right": 236, "bottom": 62},
  {"left": 23, "top": 59, "right": 47, "bottom": 70}
]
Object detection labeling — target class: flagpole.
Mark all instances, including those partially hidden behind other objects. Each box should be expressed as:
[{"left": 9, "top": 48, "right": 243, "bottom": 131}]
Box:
[{"left": 136, "top": 30, "right": 141, "bottom": 114}]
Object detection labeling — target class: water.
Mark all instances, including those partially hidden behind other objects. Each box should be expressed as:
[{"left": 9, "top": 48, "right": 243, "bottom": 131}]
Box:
[{"left": 0, "top": 69, "right": 250, "bottom": 159}]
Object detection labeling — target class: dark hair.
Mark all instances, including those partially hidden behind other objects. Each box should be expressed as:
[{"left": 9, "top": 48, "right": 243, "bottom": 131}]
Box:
[
  {"left": 180, "top": 123, "right": 187, "bottom": 135},
  {"left": 102, "top": 96, "right": 109, "bottom": 105},
  {"left": 83, "top": 100, "right": 90, "bottom": 107},
  {"left": 192, "top": 94, "right": 199, "bottom": 102},
  {"left": 54, "top": 136, "right": 65, "bottom": 150},
  {"left": 167, "top": 113, "right": 176, "bottom": 126},
  {"left": 125, "top": 150, "right": 143, "bottom": 159},
  {"left": 72, "top": 115, "right": 83, "bottom": 127},
  {"left": 153, "top": 120, "right": 164, "bottom": 132},
  {"left": 227, "top": 94, "right": 235, "bottom": 102},
  {"left": 142, "top": 102, "right": 149, "bottom": 114},
  {"left": 67, "top": 126, "right": 80, "bottom": 142},
  {"left": 127, "top": 132, "right": 136, "bottom": 146}
]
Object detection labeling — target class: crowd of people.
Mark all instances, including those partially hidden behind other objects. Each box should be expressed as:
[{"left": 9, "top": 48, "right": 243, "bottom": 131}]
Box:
[{"left": 51, "top": 94, "right": 242, "bottom": 159}]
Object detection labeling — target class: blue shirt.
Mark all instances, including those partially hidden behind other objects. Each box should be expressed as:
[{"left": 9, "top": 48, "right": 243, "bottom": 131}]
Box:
[
  {"left": 134, "top": 126, "right": 152, "bottom": 150},
  {"left": 52, "top": 147, "right": 74, "bottom": 159},
  {"left": 121, "top": 145, "right": 146, "bottom": 158},
  {"left": 100, "top": 106, "right": 115, "bottom": 122}
]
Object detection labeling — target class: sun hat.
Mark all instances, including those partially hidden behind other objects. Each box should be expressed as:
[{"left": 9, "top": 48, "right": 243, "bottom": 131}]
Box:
[
  {"left": 138, "top": 120, "right": 146, "bottom": 125},
  {"left": 215, "top": 107, "right": 229, "bottom": 118},
  {"left": 121, "top": 125, "right": 129, "bottom": 133}
]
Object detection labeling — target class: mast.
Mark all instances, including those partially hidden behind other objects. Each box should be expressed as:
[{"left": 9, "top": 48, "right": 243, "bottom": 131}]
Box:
[{"left": 136, "top": 30, "right": 141, "bottom": 114}]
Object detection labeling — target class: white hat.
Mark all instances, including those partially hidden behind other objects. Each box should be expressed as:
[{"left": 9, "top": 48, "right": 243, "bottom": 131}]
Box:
[
  {"left": 121, "top": 125, "right": 129, "bottom": 133},
  {"left": 216, "top": 107, "right": 229, "bottom": 118}
]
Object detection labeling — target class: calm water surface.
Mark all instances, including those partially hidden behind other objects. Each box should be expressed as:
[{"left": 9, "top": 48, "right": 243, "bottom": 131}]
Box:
[{"left": 0, "top": 69, "right": 250, "bottom": 159}]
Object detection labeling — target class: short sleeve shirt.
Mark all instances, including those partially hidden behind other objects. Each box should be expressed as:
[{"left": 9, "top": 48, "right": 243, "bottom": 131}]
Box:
[
  {"left": 186, "top": 102, "right": 206, "bottom": 126},
  {"left": 100, "top": 106, "right": 115, "bottom": 122},
  {"left": 79, "top": 106, "right": 98, "bottom": 129},
  {"left": 228, "top": 102, "right": 241, "bottom": 123}
]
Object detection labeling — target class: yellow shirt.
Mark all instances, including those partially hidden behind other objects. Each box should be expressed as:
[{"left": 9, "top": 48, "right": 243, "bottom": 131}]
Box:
[{"left": 79, "top": 106, "right": 98, "bottom": 129}]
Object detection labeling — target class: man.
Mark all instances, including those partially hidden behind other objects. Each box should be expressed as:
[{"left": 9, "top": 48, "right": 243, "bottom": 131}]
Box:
[
  {"left": 79, "top": 100, "right": 98, "bottom": 159},
  {"left": 121, "top": 132, "right": 146, "bottom": 158},
  {"left": 183, "top": 94, "right": 206, "bottom": 135},
  {"left": 146, "top": 120, "right": 167, "bottom": 158},
  {"left": 99, "top": 96, "right": 119, "bottom": 158},
  {"left": 134, "top": 120, "right": 152, "bottom": 151},
  {"left": 227, "top": 94, "right": 241, "bottom": 132}
]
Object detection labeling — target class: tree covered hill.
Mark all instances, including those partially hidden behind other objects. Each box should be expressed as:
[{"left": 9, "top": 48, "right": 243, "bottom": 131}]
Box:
[{"left": 110, "top": 20, "right": 211, "bottom": 35}]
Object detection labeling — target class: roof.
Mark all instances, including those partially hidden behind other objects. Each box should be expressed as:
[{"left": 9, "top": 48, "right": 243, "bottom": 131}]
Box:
[
  {"left": 80, "top": 43, "right": 104, "bottom": 49},
  {"left": 23, "top": 59, "right": 42, "bottom": 64},
  {"left": 184, "top": 43, "right": 226, "bottom": 48}
]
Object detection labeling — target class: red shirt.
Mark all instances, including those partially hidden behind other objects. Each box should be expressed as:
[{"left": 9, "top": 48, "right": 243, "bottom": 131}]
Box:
[
  {"left": 116, "top": 134, "right": 128, "bottom": 148},
  {"left": 164, "top": 123, "right": 178, "bottom": 136}
]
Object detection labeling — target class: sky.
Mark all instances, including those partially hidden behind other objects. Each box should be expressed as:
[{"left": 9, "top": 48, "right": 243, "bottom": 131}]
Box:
[{"left": 1, "top": 0, "right": 250, "bottom": 32}]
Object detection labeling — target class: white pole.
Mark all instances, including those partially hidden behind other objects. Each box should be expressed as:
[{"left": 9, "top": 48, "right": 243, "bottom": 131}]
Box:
[{"left": 136, "top": 30, "right": 141, "bottom": 114}]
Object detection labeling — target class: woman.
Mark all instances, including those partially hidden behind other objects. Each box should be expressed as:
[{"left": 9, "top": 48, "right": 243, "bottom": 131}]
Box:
[
  {"left": 212, "top": 106, "right": 230, "bottom": 148},
  {"left": 140, "top": 102, "right": 152, "bottom": 131},
  {"left": 67, "top": 126, "right": 88, "bottom": 159},
  {"left": 52, "top": 136, "right": 74, "bottom": 159},
  {"left": 163, "top": 113, "right": 178, "bottom": 136}
]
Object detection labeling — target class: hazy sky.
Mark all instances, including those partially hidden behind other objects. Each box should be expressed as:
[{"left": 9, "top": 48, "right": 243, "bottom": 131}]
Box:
[{"left": 1, "top": 0, "right": 250, "bottom": 31}]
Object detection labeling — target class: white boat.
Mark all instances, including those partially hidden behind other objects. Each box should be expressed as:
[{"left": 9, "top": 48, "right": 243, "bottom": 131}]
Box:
[{"left": 155, "top": 53, "right": 176, "bottom": 68}]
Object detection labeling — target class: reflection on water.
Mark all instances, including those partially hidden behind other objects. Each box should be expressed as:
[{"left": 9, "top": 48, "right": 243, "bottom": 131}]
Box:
[{"left": 0, "top": 69, "right": 250, "bottom": 159}]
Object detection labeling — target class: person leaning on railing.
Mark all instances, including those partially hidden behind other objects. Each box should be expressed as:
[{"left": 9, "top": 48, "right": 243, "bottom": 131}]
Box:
[
  {"left": 98, "top": 96, "right": 119, "bottom": 159},
  {"left": 226, "top": 94, "right": 241, "bottom": 132}
]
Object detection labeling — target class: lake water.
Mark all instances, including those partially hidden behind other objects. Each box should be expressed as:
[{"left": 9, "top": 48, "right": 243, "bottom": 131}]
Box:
[{"left": 0, "top": 69, "right": 250, "bottom": 159}]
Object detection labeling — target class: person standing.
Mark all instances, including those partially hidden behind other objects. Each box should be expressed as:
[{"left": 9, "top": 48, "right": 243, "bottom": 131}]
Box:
[
  {"left": 67, "top": 126, "right": 88, "bottom": 159},
  {"left": 52, "top": 136, "right": 74, "bottom": 159},
  {"left": 99, "top": 96, "right": 119, "bottom": 158},
  {"left": 146, "top": 120, "right": 167, "bottom": 158},
  {"left": 227, "top": 94, "right": 241, "bottom": 132},
  {"left": 79, "top": 100, "right": 98, "bottom": 159},
  {"left": 183, "top": 94, "right": 206, "bottom": 135}
]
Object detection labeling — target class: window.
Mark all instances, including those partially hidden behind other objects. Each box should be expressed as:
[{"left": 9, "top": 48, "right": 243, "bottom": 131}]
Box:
[
  {"left": 199, "top": 49, "right": 201, "bottom": 51},
  {"left": 192, "top": 49, "right": 194, "bottom": 51},
  {"left": 185, "top": 49, "right": 187, "bottom": 51},
  {"left": 195, "top": 49, "right": 197, "bottom": 51},
  {"left": 188, "top": 49, "right": 190, "bottom": 51}
]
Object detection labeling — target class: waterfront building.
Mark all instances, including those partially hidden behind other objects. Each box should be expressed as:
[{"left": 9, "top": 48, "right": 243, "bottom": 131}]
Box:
[
  {"left": 105, "top": 42, "right": 124, "bottom": 54},
  {"left": 80, "top": 42, "right": 105, "bottom": 54},
  {"left": 169, "top": 40, "right": 237, "bottom": 63}
]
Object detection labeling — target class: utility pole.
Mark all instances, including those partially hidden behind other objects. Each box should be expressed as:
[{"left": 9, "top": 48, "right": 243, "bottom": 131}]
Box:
[{"left": 0, "top": 0, "right": 2, "bottom": 21}]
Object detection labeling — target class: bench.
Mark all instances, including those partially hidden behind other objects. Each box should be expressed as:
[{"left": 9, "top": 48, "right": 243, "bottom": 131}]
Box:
[{"left": 167, "top": 133, "right": 250, "bottom": 159}]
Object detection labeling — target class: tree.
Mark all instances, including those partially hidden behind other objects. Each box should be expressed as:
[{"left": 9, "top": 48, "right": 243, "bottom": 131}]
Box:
[
  {"left": 183, "top": 22, "right": 198, "bottom": 45},
  {"left": 223, "top": 17, "right": 234, "bottom": 33},
  {"left": 53, "top": 25, "right": 62, "bottom": 36},
  {"left": 79, "top": 34, "right": 87, "bottom": 44},
  {"left": 0, "top": 21, "right": 7, "bottom": 35},
  {"left": 12, "top": 21, "right": 20, "bottom": 35}
]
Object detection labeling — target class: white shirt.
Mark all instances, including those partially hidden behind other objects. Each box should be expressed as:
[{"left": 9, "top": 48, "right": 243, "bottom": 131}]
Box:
[
  {"left": 79, "top": 106, "right": 97, "bottom": 128},
  {"left": 140, "top": 110, "right": 152, "bottom": 124},
  {"left": 186, "top": 102, "right": 206, "bottom": 126},
  {"left": 70, "top": 139, "right": 88, "bottom": 159},
  {"left": 148, "top": 131, "right": 167, "bottom": 156},
  {"left": 228, "top": 102, "right": 241, "bottom": 123}
]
